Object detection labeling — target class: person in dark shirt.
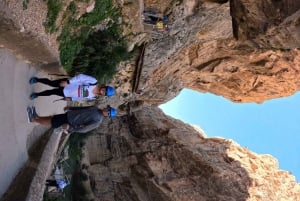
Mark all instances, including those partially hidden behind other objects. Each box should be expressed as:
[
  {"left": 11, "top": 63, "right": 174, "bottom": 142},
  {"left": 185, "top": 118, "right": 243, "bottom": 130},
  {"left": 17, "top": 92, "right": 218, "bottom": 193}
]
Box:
[{"left": 27, "top": 105, "right": 117, "bottom": 133}]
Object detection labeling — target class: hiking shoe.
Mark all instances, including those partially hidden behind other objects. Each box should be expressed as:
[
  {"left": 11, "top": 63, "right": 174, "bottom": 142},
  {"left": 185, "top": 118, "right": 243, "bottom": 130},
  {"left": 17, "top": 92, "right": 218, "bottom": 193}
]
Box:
[
  {"left": 30, "top": 93, "right": 37, "bottom": 100},
  {"left": 29, "top": 77, "right": 37, "bottom": 85},
  {"left": 31, "top": 106, "right": 38, "bottom": 118},
  {"left": 27, "top": 107, "right": 34, "bottom": 123}
]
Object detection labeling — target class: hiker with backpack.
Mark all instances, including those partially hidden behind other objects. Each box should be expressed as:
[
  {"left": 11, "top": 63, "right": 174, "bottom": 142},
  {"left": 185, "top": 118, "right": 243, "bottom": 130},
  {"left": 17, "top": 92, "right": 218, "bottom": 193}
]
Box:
[
  {"left": 142, "top": 10, "right": 169, "bottom": 32},
  {"left": 29, "top": 74, "right": 115, "bottom": 101},
  {"left": 27, "top": 105, "right": 117, "bottom": 133}
]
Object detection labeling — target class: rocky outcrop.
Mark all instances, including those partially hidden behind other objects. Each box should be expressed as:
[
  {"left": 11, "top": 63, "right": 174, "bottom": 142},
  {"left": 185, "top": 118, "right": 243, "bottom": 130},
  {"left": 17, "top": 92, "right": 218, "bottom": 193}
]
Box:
[
  {"left": 0, "top": 1, "right": 59, "bottom": 66},
  {"left": 84, "top": 107, "right": 300, "bottom": 201},
  {"left": 124, "top": 0, "right": 300, "bottom": 104},
  {"left": 230, "top": 0, "right": 300, "bottom": 40},
  {"left": 1, "top": 0, "right": 300, "bottom": 200}
]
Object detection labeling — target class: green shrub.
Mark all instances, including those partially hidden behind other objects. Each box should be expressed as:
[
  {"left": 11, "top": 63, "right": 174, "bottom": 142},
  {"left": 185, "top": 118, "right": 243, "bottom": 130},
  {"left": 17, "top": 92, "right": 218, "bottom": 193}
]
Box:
[
  {"left": 58, "top": 0, "right": 129, "bottom": 80},
  {"left": 45, "top": 0, "right": 131, "bottom": 82},
  {"left": 23, "top": 0, "right": 30, "bottom": 10},
  {"left": 69, "top": 23, "right": 131, "bottom": 82},
  {"left": 44, "top": 0, "right": 63, "bottom": 33}
]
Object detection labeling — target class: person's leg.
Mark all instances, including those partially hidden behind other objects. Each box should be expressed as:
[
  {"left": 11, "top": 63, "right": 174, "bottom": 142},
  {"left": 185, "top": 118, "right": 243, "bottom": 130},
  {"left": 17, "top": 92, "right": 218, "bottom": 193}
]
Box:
[
  {"left": 33, "top": 88, "right": 64, "bottom": 97},
  {"left": 33, "top": 78, "right": 68, "bottom": 87},
  {"left": 33, "top": 113, "right": 68, "bottom": 128},
  {"left": 52, "top": 114, "right": 69, "bottom": 128},
  {"left": 32, "top": 116, "right": 52, "bottom": 126}
]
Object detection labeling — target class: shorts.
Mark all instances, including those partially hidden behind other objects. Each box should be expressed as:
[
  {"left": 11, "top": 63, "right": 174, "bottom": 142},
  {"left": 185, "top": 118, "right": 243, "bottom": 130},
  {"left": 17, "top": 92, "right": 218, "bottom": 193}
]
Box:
[{"left": 51, "top": 113, "right": 68, "bottom": 128}]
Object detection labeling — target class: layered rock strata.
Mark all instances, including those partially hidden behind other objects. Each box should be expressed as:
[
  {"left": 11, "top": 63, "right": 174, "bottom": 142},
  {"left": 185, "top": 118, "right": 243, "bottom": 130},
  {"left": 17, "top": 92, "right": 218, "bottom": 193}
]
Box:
[
  {"left": 84, "top": 107, "right": 300, "bottom": 201},
  {"left": 130, "top": 0, "right": 300, "bottom": 104}
]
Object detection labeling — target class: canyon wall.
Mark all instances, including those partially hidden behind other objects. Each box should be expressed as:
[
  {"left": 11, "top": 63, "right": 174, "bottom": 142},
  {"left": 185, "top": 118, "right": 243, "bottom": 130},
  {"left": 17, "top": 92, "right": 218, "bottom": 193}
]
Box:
[
  {"left": 125, "top": 0, "right": 300, "bottom": 105},
  {"left": 85, "top": 107, "right": 300, "bottom": 201},
  {"left": 1, "top": 0, "right": 300, "bottom": 200}
]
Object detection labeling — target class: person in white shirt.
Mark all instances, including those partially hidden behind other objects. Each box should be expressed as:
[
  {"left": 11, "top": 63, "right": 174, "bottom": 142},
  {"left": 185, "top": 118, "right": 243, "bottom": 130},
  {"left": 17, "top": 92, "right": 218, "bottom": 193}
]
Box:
[{"left": 29, "top": 74, "right": 115, "bottom": 101}]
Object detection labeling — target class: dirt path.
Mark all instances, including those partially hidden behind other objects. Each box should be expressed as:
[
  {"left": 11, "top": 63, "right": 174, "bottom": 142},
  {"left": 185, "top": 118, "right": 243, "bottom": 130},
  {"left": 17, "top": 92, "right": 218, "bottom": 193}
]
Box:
[{"left": 0, "top": 49, "right": 66, "bottom": 198}]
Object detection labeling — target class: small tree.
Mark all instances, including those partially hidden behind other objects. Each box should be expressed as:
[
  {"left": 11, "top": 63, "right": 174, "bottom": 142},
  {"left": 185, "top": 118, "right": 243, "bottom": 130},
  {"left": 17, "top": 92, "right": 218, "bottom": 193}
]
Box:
[{"left": 69, "top": 23, "right": 131, "bottom": 82}]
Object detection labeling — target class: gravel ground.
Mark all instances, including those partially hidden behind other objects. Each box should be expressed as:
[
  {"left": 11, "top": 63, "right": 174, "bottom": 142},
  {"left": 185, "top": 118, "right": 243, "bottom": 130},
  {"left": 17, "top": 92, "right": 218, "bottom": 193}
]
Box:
[
  {"left": 0, "top": 1, "right": 66, "bottom": 199},
  {"left": 1, "top": 0, "right": 60, "bottom": 58}
]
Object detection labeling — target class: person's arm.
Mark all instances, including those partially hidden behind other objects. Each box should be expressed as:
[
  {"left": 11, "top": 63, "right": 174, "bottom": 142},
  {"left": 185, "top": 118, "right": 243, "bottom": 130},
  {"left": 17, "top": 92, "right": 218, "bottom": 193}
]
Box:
[
  {"left": 59, "top": 80, "right": 69, "bottom": 87},
  {"left": 68, "top": 74, "right": 97, "bottom": 85},
  {"left": 64, "top": 106, "right": 95, "bottom": 111},
  {"left": 69, "top": 96, "right": 96, "bottom": 102},
  {"left": 69, "top": 97, "right": 81, "bottom": 101}
]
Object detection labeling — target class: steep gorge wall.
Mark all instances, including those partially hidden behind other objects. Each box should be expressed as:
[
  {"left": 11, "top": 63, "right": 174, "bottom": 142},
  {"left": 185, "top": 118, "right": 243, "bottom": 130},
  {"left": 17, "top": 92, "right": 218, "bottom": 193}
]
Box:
[
  {"left": 0, "top": 1, "right": 58, "bottom": 65},
  {"left": 85, "top": 107, "right": 300, "bottom": 201},
  {"left": 130, "top": 0, "right": 300, "bottom": 104},
  {"left": 1, "top": 0, "right": 300, "bottom": 200}
]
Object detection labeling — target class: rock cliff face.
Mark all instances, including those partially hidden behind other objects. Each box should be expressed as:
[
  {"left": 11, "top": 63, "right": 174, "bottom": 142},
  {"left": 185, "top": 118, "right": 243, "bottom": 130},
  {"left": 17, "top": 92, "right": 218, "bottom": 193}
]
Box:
[
  {"left": 85, "top": 107, "right": 300, "bottom": 201},
  {"left": 1, "top": 0, "right": 300, "bottom": 200},
  {"left": 126, "top": 0, "right": 300, "bottom": 104},
  {"left": 86, "top": 2, "right": 300, "bottom": 200}
]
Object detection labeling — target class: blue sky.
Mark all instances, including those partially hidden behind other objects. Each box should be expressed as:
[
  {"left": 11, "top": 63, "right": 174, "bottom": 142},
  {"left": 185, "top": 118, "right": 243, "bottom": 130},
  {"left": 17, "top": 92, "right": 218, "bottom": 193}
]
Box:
[{"left": 160, "top": 88, "right": 300, "bottom": 181}]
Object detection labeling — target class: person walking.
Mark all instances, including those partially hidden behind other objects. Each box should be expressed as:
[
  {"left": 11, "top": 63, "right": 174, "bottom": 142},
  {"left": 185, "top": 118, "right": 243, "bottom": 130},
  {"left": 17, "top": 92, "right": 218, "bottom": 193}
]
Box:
[
  {"left": 29, "top": 74, "right": 115, "bottom": 101},
  {"left": 27, "top": 105, "right": 117, "bottom": 133}
]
